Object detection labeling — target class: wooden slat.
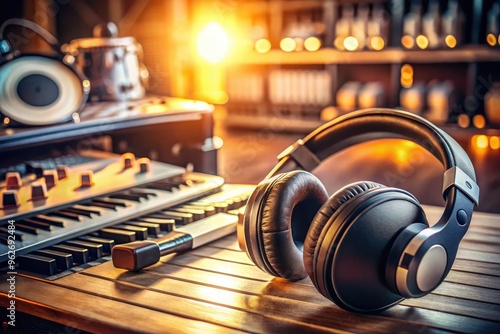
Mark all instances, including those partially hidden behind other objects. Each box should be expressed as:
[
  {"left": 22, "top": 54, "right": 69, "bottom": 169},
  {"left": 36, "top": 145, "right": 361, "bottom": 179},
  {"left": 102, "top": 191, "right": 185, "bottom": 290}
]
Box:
[{"left": 452, "top": 259, "right": 500, "bottom": 277}]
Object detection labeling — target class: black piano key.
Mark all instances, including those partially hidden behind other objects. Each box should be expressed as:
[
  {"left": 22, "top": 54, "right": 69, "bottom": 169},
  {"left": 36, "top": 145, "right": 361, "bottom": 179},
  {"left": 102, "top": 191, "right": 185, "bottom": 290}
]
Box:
[
  {"left": 153, "top": 211, "right": 193, "bottom": 225},
  {"left": 33, "top": 215, "right": 66, "bottom": 227},
  {"left": 32, "top": 249, "right": 73, "bottom": 270},
  {"left": 126, "top": 221, "right": 161, "bottom": 236},
  {"left": 108, "top": 193, "right": 144, "bottom": 202},
  {"left": 0, "top": 227, "right": 26, "bottom": 241},
  {"left": 99, "top": 228, "right": 136, "bottom": 244},
  {"left": 14, "top": 223, "right": 40, "bottom": 235},
  {"left": 85, "top": 201, "right": 118, "bottom": 210},
  {"left": 18, "top": 254, "right": 57, "bottom": 276},
  {"left": 171, "top": 207, "right": 205, "bottom": 221},
  {"left": 93, "top": 197, "right": 129, "bottom": 207},
  {"left": 51, "top": 211, "right": 82, "bottom": 221},
  {"left": 78, "top": 236, "right": 115, "bottom": 254},
  {"left": 144, "top": 182, "right": 174, "bottom": 191},
  {"left": 65, "top": 240, "right": 103, "bottom": 260},
  {"left": 134, "top": 217, "right": 176, "bottom": 232},
  {"left": 22, "top": 219, "right": 55, "bottom": 231},
  {"left": 63, "top": 206, "right": 101, "bottom": 217},
  {"left": 50, "top": 245, "right": 89, "bottom": 264},
  {"left": 115, "top": 225, "right": 148, "bottom": 240},
  {"left": 130, "top": 189, "right": 157, "bottom": 198}
]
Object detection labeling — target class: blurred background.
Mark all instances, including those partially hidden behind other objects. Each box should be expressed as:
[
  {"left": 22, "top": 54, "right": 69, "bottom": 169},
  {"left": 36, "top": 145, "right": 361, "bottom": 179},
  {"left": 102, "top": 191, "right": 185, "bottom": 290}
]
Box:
[{"left": 1, "top": 0, "right": 499, "bottom": 213}]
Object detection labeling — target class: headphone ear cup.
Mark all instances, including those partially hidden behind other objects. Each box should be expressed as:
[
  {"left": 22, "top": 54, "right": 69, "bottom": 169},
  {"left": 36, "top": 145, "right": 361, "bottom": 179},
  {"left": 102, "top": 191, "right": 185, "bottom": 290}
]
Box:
[
  {"left": 304, "top": 181, "right": 384, "bottom": 289},
  {"left": 243, "top": 170, "right": 328, "bottom": 280},
  {"left": 309, "top": 184, "right": 428, "bottom": 312}
]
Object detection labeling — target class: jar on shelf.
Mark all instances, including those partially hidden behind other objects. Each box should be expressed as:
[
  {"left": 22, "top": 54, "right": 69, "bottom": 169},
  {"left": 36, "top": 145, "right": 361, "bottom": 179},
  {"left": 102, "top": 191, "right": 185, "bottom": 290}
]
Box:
[{"left": 485, "top": 82, "right": 500, "bottom": 127}]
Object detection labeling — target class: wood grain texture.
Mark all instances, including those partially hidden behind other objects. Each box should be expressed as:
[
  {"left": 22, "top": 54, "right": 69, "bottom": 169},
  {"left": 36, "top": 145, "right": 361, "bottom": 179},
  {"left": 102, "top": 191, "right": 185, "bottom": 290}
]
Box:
[{"left": 1, "top": 206, "right": 499, "bottom": 333}]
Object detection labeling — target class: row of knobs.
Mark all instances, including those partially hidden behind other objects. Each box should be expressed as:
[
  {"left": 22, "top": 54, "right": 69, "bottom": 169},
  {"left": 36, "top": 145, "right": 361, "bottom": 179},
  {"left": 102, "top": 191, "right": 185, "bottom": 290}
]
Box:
[{"left": 2, "top": 153, "right": 150, "bottom": 208}]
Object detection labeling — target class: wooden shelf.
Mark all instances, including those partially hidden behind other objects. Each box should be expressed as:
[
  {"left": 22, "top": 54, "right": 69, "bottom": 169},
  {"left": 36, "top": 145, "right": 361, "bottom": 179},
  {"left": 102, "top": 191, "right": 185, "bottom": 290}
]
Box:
[{"left": 229, "top": 46, "right": 500, "bottom": 65}]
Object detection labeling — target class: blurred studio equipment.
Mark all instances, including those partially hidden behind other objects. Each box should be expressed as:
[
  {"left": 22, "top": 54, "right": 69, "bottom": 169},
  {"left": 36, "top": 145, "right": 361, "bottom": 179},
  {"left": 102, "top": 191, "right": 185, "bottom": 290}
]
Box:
[
  {"left": 68, "top": 22, "right": 149, "bottom": 102},
  {"left": 0, "top": 19, "right": 89, "bottom": 126}
]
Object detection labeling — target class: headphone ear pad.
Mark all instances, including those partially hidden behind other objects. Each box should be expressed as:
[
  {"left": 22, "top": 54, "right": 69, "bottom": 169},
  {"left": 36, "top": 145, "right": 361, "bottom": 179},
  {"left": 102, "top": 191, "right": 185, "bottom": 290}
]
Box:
[
  {"left": 303, "top": 181, "right": 384, "bottom": 283},
  {"left": 243, "top": 171, "right": 328, "bottom": 280}
]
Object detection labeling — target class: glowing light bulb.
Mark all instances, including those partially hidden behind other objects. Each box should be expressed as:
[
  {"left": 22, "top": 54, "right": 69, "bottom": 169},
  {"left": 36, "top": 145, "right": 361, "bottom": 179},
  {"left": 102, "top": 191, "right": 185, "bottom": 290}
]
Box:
[
  {"left": 474, "top": 135, "right": 488, "bottom": 149},
  {"left": 304, "top": 37, "right": 321, "bottom": 52},
  {"left": 369, "top": 36, "right": 385, "bottom": 51},
  {"left": 280, "top": 37, "right": 296, "bottom": 52},
  {"left": 343, "top": 36, "right": 359, "bottom": 51},
  {"left": 473, "top": 114, "right": 486, "bottom": 129},
  {"left": 445, "top": 35, "right": 457, "bottom": 48},
  {"left": 255, "top": 38, "right": 271, "bottom": 53},
  {"left": 196, "top": 22, "right": 229, "bottom": 63},
  {"left": 487, "top": 33, "right": 497, "bottom": 46},
  {"left": 401, "top": 35, "right": 414, "bottom": 49},
  {"left": 416, "top": 35, "right": 429, "bottom": 49},
  {"left": 490, "top": 136, "right": 500, "bottom": 149}
]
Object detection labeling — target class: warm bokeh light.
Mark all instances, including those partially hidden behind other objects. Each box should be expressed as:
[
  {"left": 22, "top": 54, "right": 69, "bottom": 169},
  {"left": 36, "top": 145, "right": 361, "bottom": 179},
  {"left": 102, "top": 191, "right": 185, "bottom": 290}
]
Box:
[
  {"left": 490, "top": 136, "right": 500, "bottom": 149},
  {"left": 293, "top": 37, "right": 304, "bottom": 51},
  {"left": 280, "top": 37, "right": 296, "bottom": 52},
  {"left": 473, "top": 135, "right": 489, "bottom": 149},
  {"left": 334, "top": 36, "right": 345, "bottom": 50},
  {"left": 457, "top": 114, "right": 470, "bottom": 128},
  {"left": 196, "top": 22, "right": 229, "bottom": 63},
  {"left": 401, "top": 64, "right": 414, "bottom": 88},
  {"left": 487, "top": 33, "right": 497, "bottom": 46},
  {"left": 416, "top": 35, "right": 429, "bottom": 49},
  {"left": 255, "top": 38, "right": 271, "bottom": 53},
  {"left": 343, "top": 36, "right": 359, "bottom": 51},
  {"left": 445, "top": 35, "right": 457, "bottom": 48},
  {"left": 401, "top": 35, "right": 414, "bottom": 49},
  {"left": 369, "top": 36, "right": 385, "bottom": 51},
  {"left": 304, "top": 36, "right": 321, "bottom": 52},
  {"left": 498, "top": 34, "right": 500, "bottom": 45},
  {"left": 473, "top": 114, "right": 486, "bottom": 129}
]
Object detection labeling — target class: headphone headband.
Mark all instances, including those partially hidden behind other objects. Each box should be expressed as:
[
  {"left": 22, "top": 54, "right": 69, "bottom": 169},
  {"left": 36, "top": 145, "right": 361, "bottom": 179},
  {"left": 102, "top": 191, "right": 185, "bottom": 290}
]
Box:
[{"left": 268, "top": 109, "right": 479, "bottom": 206}]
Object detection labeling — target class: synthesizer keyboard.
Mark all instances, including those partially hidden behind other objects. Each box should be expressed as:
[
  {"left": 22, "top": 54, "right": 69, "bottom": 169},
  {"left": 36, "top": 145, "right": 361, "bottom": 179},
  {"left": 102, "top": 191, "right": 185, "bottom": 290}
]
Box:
[{"left": 0, "top": 151, "right": 253, "bottom": 278}]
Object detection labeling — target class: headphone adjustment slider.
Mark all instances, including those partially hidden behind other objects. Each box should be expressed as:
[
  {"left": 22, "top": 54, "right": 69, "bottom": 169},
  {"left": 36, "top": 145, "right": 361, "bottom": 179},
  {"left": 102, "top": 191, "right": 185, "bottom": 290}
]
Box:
[
  {"left": 442, "top": 166, "right": 479, "bottom": 205},
  {"left": 277, "top": 139, "right": 321, "bottom": 172}
]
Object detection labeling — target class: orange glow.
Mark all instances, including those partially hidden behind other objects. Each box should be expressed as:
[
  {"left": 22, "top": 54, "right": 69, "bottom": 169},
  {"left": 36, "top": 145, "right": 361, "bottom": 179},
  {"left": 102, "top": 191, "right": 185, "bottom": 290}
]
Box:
[
  {"left": 196, "top": 22, "right": 229, "bottom": 63},
  {"left": 280, "top": 37, "right": 296, "bottom": 52},
  {"left": 369, "top": 36, "right": 385, "bottom": 51},
  {"left": 343, "top": 36, "right": 359, "bottom": 51},
  {"left": 416, "top": 35, "right": 429, "bottom": 49},
  {"left": 473, "top": 135, "right": 489, "bottom": 149},
  {"left": 498, "top": 34, "right": 500, "bottom": 45},
  {"left": 304, "top": 37, "right": 321, "bottom": 52},
  {"left": 490, "top": 136, "right": 500, "bottom": 149},
  {"left": 445, "top": 35, "right": 457, "bottom": 48},
  {"left": 293, "top": 37, "right": 304, "bottom": 51},
  {"left": 334, "top": 36, "right": 345, "bottom": 50},
  {"left": 401, "top": 35, "right": 414, "bottom": 49},
  {"left": 457, "top": 114, "right": 470, "bottom": 128},
  {"left": 255, "top": 38, "right": 271, "bottom": 53},
  {"left": 473, "top": 114, "right": 486, "bottom": 129},
  {"left": 487, "top": 33, "right": 497, "bottom": 46},
  {"left": 401, "top": 64, "right": 414, "bottom": 88}
]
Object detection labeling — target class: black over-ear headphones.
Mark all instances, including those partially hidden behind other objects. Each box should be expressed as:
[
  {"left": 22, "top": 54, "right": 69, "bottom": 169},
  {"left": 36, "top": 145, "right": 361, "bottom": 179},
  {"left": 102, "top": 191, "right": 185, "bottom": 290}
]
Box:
[
  {"left": 240, "top": 108, "right": 479, "bottom": 313},
  {"left": 0, "top": 19, "right": 89, "bottom": 126}
]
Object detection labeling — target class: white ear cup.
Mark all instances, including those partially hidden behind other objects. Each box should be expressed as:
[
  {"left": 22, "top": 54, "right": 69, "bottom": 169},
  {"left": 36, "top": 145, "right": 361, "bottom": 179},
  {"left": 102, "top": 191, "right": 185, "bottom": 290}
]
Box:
[{"left": 0, "top": 56, "right": 85, "bottom": 125}]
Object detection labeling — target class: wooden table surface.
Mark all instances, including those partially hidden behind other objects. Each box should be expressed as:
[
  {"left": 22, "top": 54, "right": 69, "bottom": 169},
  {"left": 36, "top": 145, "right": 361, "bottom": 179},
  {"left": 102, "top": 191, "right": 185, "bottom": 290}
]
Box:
[{"left": 1, "top": 205, "right": 499, "bottom": 333}]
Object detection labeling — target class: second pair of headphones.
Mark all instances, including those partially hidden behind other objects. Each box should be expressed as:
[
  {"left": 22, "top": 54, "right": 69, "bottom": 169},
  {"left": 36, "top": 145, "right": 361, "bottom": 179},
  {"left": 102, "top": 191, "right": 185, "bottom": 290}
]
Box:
[
  {"left": 240, "top": 109, "right": 479, "bottom": 313},
  {"left": 0, "top": 19, "right": 89, "bottom": 126}
]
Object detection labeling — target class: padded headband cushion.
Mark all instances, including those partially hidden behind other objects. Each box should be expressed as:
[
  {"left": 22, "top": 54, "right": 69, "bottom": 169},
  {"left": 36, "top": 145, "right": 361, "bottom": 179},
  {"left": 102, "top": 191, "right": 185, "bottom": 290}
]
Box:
[
  {"left": 258, "top": 171, "right": 328, "bottom": 280},
  {"left": 303, "top": 181, "right": 384, "bottom": 281}
]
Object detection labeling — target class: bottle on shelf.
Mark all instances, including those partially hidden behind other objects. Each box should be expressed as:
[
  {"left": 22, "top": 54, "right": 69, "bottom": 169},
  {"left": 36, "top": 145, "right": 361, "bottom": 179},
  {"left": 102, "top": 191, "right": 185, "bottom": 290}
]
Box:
[
  {"left": 422, "top": 0, "right": 441, "bottom": 49},
  {"left": 486, "top": 2, "right": 500, "bottom": 46},
  {"left": 402, "top": 2, "right": 423, "bottom": 49},
  {"left": 441, "top": 0, "right": 464, "bottom": 48},
  {"left": 367, "top": 3, "right": 390, "bottom": 51},
  {"left": 334, "top": 4, "right": 355, "bottom": 51}
]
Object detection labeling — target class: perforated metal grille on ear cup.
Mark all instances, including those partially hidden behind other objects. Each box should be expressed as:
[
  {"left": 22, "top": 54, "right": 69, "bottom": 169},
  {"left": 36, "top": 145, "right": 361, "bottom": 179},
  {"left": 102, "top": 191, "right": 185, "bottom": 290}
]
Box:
[{"left": 303, "top": 181, "right": 384, "bottom": 284}]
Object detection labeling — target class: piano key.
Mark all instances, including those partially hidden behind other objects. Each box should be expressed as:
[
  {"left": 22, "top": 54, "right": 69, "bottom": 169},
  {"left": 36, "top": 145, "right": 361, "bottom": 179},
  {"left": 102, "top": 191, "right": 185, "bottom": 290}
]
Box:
[
  {"left": 190, "top": 201, "right": 228, "bottom": 213},
  {"left": 65, "top": 240, "right": 103, "bottom": 260},
  {"left": 125, "top": 221, "right": 161, "bottom": 236},
  {"left": 114, "top": 225, "right": 148, "bottom": 240},
  {"left": 73, "top": 204, "right": 109, "bottom": 215},
  {"left": 50, "top": 244, "right": 89, "bottom": 264},
  {"left": 229, "top": 196, "right": 247, "bottom": 210},
  {"left": 130, "top": 189, "right": 157, "bottom": 198},
  {"left": 33, "top": 215, "right": 66, "bottom": 227},
  {"left": 18, "top": 254, "right": 57, "bottom": 276},
  {"left": 92, "top": 197, "right": 130, "bottom": 207},
  {"left": 170, "top": 207, "right": 205, "bottom": 221},
  {"left": 0, "top": 227, "right": 27, "bottom": 241},
  {"left": 85, "top": 201, "right": 118, "bottom": 210},
  {"left": 14, "top": 223, "right": 40, "bottom": 235},
  {"left": 134, "top": 217, "right": 176, "bottom": 232},
  {"left": 51, "top": 211, "right": 82, "bottom": 221},
  {"left": 32, "top": 249, "right": 73, "bottom": 270},
  {"left": 181, "top": 204, "right": 216, "bottom": 217},
  {"left": 108, "top": 193, "right": 145, "bottom": 202},
  {"left": 143, "top": 182, "right": 174, "bottom": 191},
  {"left": 62, "top": 206, "right": 101, "bottom": 217},
  {"left": 22, "top": 219, "right": 55, "bottom": 231},
  {"left": 78, "top": 236, "right": 115, "bottom": 254},
  {"left": 154, "top": 211, "right": 193, "bottom": 225},
  {"left": 99, "top": 228, "right": 136, "bottom": 244}
]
